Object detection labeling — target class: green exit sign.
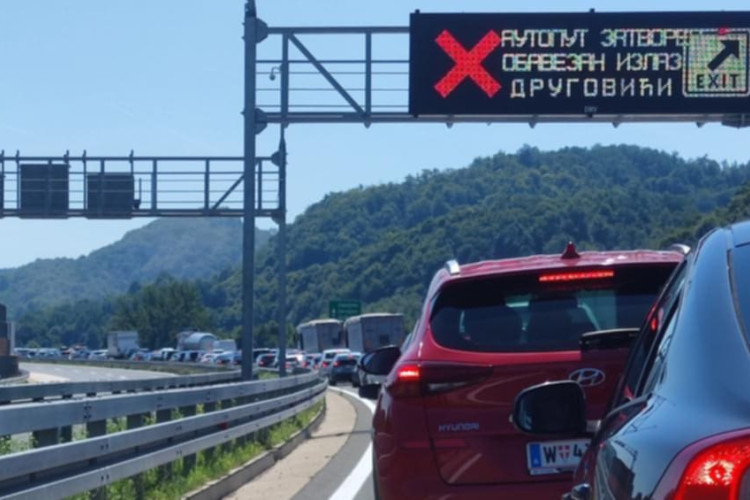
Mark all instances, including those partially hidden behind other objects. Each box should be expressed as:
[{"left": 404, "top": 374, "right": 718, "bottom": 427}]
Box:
[{"left": 329, "top": 300, "right": 362, "bottom": 320}]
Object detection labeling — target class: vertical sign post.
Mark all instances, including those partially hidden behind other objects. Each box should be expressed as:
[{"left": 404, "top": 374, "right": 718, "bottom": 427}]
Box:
[
  {"left": 276, "top": 133, "right": 288, "bottom": 377},
  {"left": 242, "top": 0, "right": 258, "bottom": 381}
]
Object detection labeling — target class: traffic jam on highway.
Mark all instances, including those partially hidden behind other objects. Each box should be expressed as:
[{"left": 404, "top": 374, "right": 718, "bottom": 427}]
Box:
[{"left": 7, "top": 4, "right": 750, "bottom": 499}]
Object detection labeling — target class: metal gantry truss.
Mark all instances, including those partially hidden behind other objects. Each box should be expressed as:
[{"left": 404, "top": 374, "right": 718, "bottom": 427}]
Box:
[
  {"left": 258, "top": 26, "right": 411, "bottom": 126},
  {"left": 0, "top": 151, "right": 284, "bottom": 218}
]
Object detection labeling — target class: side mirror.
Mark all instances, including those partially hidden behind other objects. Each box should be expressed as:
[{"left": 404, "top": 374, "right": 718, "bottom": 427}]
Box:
[
  {"left": 360, "top": 345, "right": 401, "bottom": 376},
  {"left": 358, "top": 383, "right": 381, "bottom": 400},
  {"left": 513, "top": 381, "right": 587, "bottom": 435}
]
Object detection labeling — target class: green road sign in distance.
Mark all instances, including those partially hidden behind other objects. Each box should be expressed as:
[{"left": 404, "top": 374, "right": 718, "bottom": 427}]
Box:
[{"left": 329, "top": 300, "right": 362, "bottom": 320}]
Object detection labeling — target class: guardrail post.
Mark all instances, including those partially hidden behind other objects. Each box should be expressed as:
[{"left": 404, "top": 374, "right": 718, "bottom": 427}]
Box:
[
  {"left": 234, "top": 396, "right": 251, "bottom": 447},
  {"left": 87, "top": 420, "right": 108, "bottom": 500},
  {"left": 156, "top": 408, "right": 171, "bottom": 423},
  {"left": 86, "top": 419, "right": 107, "bottom": 437},
  {"left": 60, "top": 425, "right": 73, "bottom": 443},
  {"left": 127, "top": 413, "right": 148, "bottom": 497},
  {"left": 155, "top": 409, "right": 173, "bottom": 480},
  {"left": 180, "top": 405, "right": 197, "bottom": 474},
  {"left": 221, "top": 398, "right": 235, "bottom": 453},
  {"left": 32, "top": 427, "right": 59, "bottom": 448},
  {"left": 202, "top": 402, "right": 217, "bottom": 463}
]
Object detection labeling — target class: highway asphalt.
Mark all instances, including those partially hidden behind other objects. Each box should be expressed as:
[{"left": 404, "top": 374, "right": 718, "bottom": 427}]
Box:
[
  {"left": 336, "top": 386, "right": 376, "bottom": 500},
  {"left": 295, "top": 386, "right": 375, "bottom": 500},
  {"left": 20, "top": 362, "right": 176, "bottom": 382}
]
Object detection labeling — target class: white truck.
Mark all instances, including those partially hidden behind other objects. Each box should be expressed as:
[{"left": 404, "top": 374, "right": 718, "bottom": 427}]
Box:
[
  {"left": 107, "top": 331, "right": 139, "bottom": 359},
  {"left": 297, "top": 319, "right": 344, "bottom": 353},
  {"left": 344, "top": 313, "right": 406, "bottom": 354}
]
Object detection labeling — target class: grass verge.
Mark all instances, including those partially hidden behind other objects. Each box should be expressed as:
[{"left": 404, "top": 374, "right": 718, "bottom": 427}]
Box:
[{"left": 65, "top": 400, "right": 323, "bottom": 500}]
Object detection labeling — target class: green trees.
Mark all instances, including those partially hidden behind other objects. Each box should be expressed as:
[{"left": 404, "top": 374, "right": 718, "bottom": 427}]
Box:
[
  {"left": 14, "top": 298, "right": 117, "bottom": 349},
  {"left": 15, "top": 276, "right": 214, "bottom": 350},
  {"left": 110, "top": 276, "right": 214, "bottom": 349},
  {"left": 239, "top": 145, "right": 750, "bottom": 328}
]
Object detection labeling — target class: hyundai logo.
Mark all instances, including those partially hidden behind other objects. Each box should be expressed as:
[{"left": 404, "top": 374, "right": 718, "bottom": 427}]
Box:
[{"left": 569, "top": 368, "right": 606, "bottom": 387}]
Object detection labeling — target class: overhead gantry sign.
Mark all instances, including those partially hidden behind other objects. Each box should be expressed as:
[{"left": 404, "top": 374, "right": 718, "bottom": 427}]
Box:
[{"left": 409, "top": 11, "right": 750, "bottom": 125}]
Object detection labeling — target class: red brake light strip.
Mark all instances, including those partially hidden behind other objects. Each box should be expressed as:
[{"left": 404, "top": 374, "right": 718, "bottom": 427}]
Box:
[{"left": 539, "top": 270, "right": 615, "bottom": 283}]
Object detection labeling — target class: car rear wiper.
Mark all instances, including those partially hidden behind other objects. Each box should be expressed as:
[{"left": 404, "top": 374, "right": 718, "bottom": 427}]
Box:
[{"left": 579, "top": 328, "right": 640, "bottom": 351}]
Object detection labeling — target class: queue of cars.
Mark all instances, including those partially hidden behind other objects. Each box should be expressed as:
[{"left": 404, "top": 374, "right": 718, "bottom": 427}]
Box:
[
  {"left": 14, "top": 345, "right": 244, "bottom": 365},
  {"left": 358, "top": 242, "right": 688, "bottom": 499}
]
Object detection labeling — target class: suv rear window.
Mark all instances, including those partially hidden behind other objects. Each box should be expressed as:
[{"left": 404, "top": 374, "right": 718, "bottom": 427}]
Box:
[{"left": 430, "top": 265, "right": 676, "bottom": 352}]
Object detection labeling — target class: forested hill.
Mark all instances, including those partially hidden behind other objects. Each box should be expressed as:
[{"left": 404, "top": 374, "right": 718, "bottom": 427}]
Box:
[
  {"left": 15, "top": 145, "right": 750, "bottom": 349},
  {"left": 0, "top": 219, "right": 273, "bottom": 315},
  {"left": 207, "top": 145, "right": 750, "bottom": 332},
  {"left": 661, "top": 181, "right": 750, "bottom": 246}
]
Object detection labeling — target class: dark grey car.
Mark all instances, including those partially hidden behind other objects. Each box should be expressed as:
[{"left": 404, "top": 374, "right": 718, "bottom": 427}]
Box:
[
  {"left": 514, "top": 220, "right": 750, "bottom": 499},
  {"left": 328, "top": 352, "right": 360, "bottom": 386}
]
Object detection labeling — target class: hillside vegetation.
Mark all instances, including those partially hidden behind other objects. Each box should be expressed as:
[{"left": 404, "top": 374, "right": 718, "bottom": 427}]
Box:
[
  {"left": 14, "top": 145, "right": 750, "bottom": 349},
  {"left": 0, "top": 219, "right": 272, "bottom": 314},
  {"left": 215, "top": 145, "right": 750, "bottom": 331}
]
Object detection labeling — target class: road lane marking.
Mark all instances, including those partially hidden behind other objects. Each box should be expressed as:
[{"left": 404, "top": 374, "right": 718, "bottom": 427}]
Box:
[{"left": 327, "top": 387, "right": 376, "bottom": 500}]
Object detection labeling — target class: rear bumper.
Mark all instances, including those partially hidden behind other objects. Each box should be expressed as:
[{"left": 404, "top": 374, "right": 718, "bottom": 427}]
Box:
[
  {"left": 377, "top": 472, "right": 571, "bottom": 500},
  {"left": 329, "top": 370, "right": 355, "bottom": 381},
  {"left": 375, "top": 448, "right": 570, "bottom": 500}
]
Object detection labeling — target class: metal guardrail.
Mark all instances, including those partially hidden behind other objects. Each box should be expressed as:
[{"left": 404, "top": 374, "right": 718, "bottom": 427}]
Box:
[
  {"left": 0, "top": 368, "right": 241, "bottom": 404},
  {"left": 1, "top": 373, "right": 317, "bottom": 435},
  {"left": 0, "top": 370, "right": 28, "bottom": 387},
  {"left": 0, "top": 371, "right": 325, "bottom": 499},
  {"left": 5, "top": 362, "right": 304, "bottom": 404}
]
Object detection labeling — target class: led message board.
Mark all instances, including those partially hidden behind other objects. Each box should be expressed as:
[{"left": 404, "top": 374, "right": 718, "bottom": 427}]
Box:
[{"left": 409, "top": 11, "right": 750, "bottom": 116}]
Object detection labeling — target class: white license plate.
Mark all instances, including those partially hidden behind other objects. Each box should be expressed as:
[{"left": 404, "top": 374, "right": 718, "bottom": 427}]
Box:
[{"left": 526, "top": 439, "right": 590, "bottom": 475}]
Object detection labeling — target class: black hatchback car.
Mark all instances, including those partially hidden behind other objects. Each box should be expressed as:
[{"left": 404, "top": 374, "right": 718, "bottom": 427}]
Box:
[{"left": 514, "top": 221, "right": 750, "bottom": 499}]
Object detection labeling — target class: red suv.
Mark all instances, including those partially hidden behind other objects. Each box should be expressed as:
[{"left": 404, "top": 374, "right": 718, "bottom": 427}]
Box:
[{"left": 359, "top": 243, "right": 683, "bottom": 499}]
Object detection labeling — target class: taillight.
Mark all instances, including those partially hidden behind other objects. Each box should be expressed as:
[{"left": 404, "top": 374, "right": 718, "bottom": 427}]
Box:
[
  {"left": 385, "top": 362, "right": 492, "bottom": 399},
  {"left": 333, "top": 361, "right": 340, "bottom": 367},
  {"left": 654, "top": 431, "right": 750, "bottom": 500},
  {"left": 399, "top": 365, "right": 420, "bottom": 380}
]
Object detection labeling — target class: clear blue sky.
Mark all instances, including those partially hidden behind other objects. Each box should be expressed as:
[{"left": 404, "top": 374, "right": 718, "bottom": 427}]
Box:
[{"left": 0, "top": 0, "right": 749, "bottom": 269}]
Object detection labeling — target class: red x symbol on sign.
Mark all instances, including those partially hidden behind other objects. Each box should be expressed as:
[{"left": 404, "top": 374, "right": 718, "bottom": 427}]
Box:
[{"left": 434, "top": 30, "right": 502, "bottom": 98}]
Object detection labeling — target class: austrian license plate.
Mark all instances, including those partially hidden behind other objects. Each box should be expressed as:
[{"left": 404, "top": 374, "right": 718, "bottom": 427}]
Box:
[{"left": 526, "top": 439, "right": 590, "bottom": 475}]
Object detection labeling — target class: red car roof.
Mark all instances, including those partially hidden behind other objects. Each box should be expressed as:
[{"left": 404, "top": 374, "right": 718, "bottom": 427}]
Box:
[{"left": 429, "top": 246, "right": 684, "bottom": 297}]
